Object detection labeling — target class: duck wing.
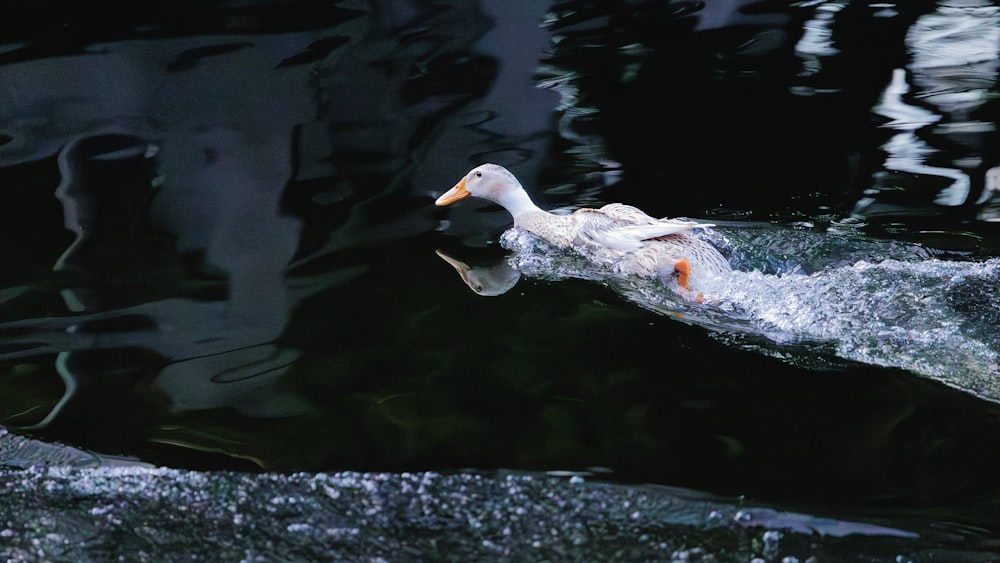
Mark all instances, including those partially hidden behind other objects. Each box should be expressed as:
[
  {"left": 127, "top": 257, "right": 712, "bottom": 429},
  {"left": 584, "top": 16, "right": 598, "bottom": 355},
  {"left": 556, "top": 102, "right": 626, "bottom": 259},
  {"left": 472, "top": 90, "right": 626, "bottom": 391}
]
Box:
[{"left": 572, "top": 205, "right": 713, "bottom": 252}]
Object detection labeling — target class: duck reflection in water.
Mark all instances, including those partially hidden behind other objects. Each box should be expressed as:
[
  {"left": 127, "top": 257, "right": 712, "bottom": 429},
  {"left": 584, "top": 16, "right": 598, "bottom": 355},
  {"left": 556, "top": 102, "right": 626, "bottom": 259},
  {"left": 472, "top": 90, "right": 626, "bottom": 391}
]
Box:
[{"left": 435, "top": 249, "right": 520, "bottom": 297}]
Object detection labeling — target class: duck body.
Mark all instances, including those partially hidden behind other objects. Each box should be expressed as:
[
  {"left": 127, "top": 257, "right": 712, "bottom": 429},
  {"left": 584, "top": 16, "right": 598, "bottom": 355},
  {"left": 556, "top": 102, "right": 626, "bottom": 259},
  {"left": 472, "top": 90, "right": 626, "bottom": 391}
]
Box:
[{"left": 436, "top": 164, "right": 731, "bottom": 295}]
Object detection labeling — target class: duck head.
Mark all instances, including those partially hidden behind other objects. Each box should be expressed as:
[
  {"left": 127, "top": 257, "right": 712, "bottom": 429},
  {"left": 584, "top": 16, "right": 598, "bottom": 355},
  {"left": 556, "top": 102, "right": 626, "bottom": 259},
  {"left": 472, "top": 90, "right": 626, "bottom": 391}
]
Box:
[{"left": 435, "top": 163, "right": 541, "bottom": 218}]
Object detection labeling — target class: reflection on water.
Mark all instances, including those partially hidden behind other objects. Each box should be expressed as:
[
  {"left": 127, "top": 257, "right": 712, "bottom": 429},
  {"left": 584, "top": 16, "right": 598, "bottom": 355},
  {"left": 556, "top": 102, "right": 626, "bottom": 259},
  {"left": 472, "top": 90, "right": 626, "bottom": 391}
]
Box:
[
  {"left": 435, "top": 249, "right": 520, "bottom": 296},
  {"left": 0, "top": 1, "right": 520, "bottom": 463},
  {"left": 860, "top": 1, "right": 1000, "bottom": 219},
  {"left": 2, "top": 0, "right": 1000, "bottom": 548}
]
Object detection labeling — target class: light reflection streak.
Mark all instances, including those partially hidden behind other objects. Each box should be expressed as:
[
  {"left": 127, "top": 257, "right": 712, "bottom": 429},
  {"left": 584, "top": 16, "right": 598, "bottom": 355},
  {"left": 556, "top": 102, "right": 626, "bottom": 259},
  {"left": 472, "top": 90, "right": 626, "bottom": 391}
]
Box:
[{"left": 865, "top": 1, "right": 1000, "bottom": 215}]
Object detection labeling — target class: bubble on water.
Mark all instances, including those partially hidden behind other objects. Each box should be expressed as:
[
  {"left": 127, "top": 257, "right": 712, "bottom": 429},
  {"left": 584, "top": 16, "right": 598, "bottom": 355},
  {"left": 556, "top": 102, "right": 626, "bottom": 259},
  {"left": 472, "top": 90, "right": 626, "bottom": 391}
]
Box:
[
  {"left": 762, "top": 529, "right": 783, "bottom": 559},
  {"left": 91, "top": 504, "right": 119, "bottom": 517},
  {"left": 671, "top": 547, "right": 706, "bottom": 560},
  {"left": 828, "top": 216, "right": 867, "bottom": 231}
]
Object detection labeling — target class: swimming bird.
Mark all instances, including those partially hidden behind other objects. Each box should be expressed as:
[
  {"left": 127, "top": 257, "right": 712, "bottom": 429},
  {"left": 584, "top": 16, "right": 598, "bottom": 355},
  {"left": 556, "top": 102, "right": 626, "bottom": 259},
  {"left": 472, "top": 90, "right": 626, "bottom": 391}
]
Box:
[{"left": 435, "top": 163, "right": 731, "bottom": 296}]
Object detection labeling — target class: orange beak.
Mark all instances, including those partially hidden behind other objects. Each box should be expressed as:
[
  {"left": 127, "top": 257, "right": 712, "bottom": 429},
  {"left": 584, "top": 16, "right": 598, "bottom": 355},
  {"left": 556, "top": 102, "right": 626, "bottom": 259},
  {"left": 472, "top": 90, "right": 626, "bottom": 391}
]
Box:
[
  {"left": 435, "top": 249, "right": 474, "bottom": 285},
  {"left": 435, "top": 176, "right": 471, "bottom": 206}
]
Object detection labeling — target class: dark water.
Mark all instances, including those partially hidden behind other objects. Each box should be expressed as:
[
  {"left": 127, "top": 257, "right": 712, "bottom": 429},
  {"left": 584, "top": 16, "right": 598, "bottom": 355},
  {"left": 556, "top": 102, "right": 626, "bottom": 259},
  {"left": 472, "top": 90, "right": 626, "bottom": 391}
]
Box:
[{"left": 3, "top": 0, "right": 1000, "bottom": 551}]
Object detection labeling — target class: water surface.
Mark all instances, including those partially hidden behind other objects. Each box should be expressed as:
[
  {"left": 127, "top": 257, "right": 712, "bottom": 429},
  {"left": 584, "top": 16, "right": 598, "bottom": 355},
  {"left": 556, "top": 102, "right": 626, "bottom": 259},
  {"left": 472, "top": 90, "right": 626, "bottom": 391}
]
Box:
[{"left": 2, "top": 0, "right": 1000, "bottom": 553}]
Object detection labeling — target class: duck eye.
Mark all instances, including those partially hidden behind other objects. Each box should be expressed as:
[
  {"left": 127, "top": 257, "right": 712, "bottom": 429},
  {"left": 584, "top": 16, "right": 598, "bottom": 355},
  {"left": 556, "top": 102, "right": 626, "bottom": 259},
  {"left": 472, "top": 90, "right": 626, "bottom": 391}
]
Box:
[{"left": 475, "top": 172, "right": 483, "bottom": 178}]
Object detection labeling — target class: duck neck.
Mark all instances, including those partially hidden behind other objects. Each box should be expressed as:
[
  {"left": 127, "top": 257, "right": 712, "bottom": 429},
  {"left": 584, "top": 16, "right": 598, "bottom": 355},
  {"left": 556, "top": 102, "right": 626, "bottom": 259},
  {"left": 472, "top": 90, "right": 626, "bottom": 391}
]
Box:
[{"left": 498, "top": 187, "right": 546, "bottom": 221}]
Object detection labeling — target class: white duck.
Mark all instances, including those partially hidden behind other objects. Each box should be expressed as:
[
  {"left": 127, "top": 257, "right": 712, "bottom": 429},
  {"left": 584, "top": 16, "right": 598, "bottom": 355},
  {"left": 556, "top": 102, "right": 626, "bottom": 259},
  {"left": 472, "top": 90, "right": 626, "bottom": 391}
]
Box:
[{"left": 435, "top": 163, "right": 731, "bottom": 296}]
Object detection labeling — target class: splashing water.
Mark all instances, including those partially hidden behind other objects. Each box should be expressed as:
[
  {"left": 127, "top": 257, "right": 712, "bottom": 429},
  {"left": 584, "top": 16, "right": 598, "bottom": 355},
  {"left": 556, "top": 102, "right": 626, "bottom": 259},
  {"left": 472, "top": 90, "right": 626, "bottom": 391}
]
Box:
[{"left": 501, "top": 226, "right": 1000, "bottom": 402}]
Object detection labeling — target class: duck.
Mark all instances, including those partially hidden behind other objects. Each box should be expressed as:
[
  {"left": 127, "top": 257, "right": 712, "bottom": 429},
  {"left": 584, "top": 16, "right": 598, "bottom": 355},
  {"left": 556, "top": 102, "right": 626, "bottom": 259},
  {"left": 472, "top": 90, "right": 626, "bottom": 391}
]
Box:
[{"left": 435, "top": 163, "right": 731, "bottom": 296}]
